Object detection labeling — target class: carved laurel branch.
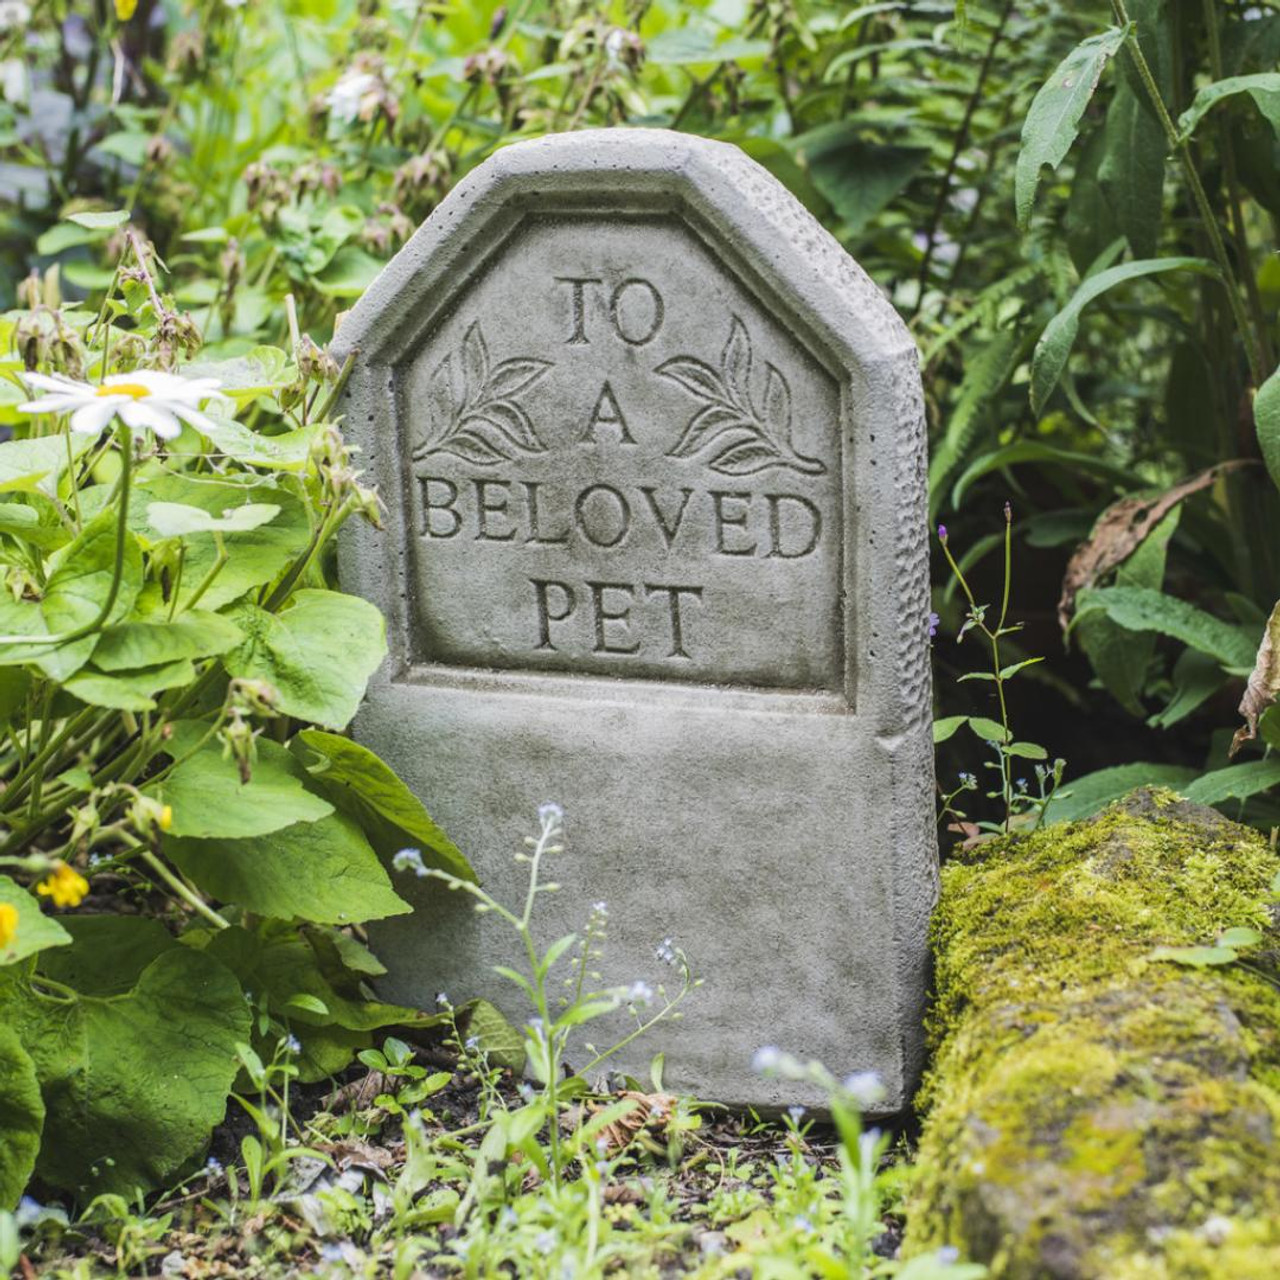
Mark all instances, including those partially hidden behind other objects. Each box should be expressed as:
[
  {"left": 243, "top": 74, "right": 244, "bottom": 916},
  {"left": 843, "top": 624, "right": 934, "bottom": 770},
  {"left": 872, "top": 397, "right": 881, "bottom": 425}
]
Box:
[
  {"left": 413, "top": 320, "right": 553, "bottom": 467},
  {"left": 656, "top": 316, "right": 826, "bottom": 478}
]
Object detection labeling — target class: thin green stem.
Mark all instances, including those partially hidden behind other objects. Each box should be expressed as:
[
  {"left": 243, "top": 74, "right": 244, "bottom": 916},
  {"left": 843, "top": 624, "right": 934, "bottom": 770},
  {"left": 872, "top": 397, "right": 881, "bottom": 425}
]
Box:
[{"left": 138, "top": 846, "right": 230, "bottom": 930}]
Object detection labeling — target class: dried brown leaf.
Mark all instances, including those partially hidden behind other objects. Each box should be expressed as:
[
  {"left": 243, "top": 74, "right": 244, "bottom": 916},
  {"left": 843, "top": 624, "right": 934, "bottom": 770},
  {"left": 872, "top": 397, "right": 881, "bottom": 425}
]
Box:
[
  {"left": 594, "top": 1090, "right": 677, "bottom": 1156},
  {"left": 1232, "top": 600, "right": 1280, "bottom": 758},
  {"left": 1057, "top": 462, "right": 1247, "bottom": 632}
]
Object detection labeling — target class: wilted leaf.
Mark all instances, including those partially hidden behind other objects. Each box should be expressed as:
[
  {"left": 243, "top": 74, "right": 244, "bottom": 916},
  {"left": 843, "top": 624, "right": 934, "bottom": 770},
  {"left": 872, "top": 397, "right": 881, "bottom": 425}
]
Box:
[
  {"left": 1232, "top": 600, "right": 1280, "bottom": 756},
  {"left": 1058, "top": 463, "right": 1240, "bottom": 630}
]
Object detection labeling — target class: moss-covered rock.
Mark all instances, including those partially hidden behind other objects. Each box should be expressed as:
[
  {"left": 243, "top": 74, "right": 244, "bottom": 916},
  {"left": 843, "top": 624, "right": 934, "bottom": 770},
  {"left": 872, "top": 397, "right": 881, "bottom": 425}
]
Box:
[{"left": 904, "top": 788, "right": 1280, "bottom": 1279}]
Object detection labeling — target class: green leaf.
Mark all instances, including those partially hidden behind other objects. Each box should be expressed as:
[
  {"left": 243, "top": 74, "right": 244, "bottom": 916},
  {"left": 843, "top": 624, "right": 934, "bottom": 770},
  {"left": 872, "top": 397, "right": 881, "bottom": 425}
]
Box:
[
  {"left": 92, "top": 610, "right": 244, "bottom": 671},
  {"left": 1178, "top": 73, "right": 1280, "bottom": 142},
  {"left": 1149, "top": 647, "right": 1224, "bottom": 729},
  {"left": 1218, "top": 926, "right": 1263, "bottom": 948},
  {"left": 0, "top": 1023, "right": 42, "bottom": 1210},
  {"left": 967, "top": 716, "right": 1010, "bottom": 744},
  {"left": 4, "top": 948, "right": 249, "bottom": 1196},
  {"left": 224, "top": 590, "right": 387, "bottom": 730},
  {"left": 1045, "top": 762, "right": 1198, "bottom": 823},
  {"left": 1255, "top": 362, "right": 1280, "bottom": 493},
  {"left": 199, "top": 419, "right": 322, "bottom": 471},
  {"left": 1149, "top": 944, "right": 1239, "bottom": 967},
  {"left": 128, "top": 474, "right": 310, "bottom": 612},
  {"left": 1074, "top": 586, "right": 1257, "bottom": 671},
  {"left": 156, "top": 734, "right": 333, "bottom": 839},
  {"left": 66, "top": 209, "right": 130, "bottom": 230},
  {"left": 460, "top": 999, "right": 526, "bottom": 1072},
  {"left": 182, "top": 347, "right": 294, "bottom": 409},
  {"left": 1005, "top": 742, "right": 1049, "bottom": 760},
  {"left": 0, "top": 510, "right": 145, "bottom": 681},
  {"left": 0, "top": 876, "right": 70, "bottom": 968},
  {"left": 0, "top": 433, "right": 94, "bottom": 496},
  {"left": 953, "top": 441, "right": 1135, "bottom": 507},
  {"left": 147, "top": 501, "right": 280, "bottom": 537},
  {"left": 1016, "top": 26, "right": 1130, "bottom": 227},
  {"left": 1184, "top": 759, "right": 1280, "bottom": 805},
  {"left": 933, "top": 714, "right": 969, "bottom": 744},
  {"left": 1031, "top": 258, "right": 1218, "bottom": 414},
  {"left": 64, "top": 657, "right": 196, "bottom": 710},
  {"left": 646, "top": 28, "right": 771, "bottom": 65},
  {"left": 296, "top": 729, "right": 472, "bottom": 881},
  {"left": 315, "top": 246, "right": 386, "bottom": 299},
  {"left": 165, "top": 812, "right": 410, "bottom": 925},
  {"left": 793, "top": 124, "right": 930, "bottom": 235},
  {"left": 38, "top": 917, "right": 175, "bottom": 996}
]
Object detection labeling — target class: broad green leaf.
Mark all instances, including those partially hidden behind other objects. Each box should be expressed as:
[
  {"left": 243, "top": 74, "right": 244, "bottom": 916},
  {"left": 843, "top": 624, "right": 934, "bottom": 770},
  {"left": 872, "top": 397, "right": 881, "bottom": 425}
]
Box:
[
  {"left": 1031, "top": 258, "right": 1217, "bottom": 414},
  {"left": 0, "top": 875, "right": 71, "bottom": 967},
  {"left": 1044, "top": 762, "right": 1197, "bottom": 823},
  {"left": 165, "top": 812, "right": 410, "bottom": 925},
  {"left": 92, "top": 610, "right": 243, "bottom": 671},
  {"left": 128, "top": 473, "right": 309, "bottom": 611},
  {"left": 296, "top": 729, "right": 472, "bottom": 881},
  {"left": 4, "top": 948, "right": 248, "bottom": 1196},
  {"left": 1178, "top": 73, "right": 1280, "bottom": 142},
  {"left": 1148, "top": 647, "right": 1224, "bottom": 729},
  {"left": 1016, "top": 26, "right": 1129, "bottom": 227},
  {"left": 968, "top": 716, "right": 1010, "bottom": 744},
  {"left": 1185, "top": 759, "right": 1280, "bottom": 805},
  {"left": 315, "top": 246, "right": 385, "bottom": 299},
  {"left": 933, "top": 715, "right": 969, "bottom": 744},
  {"left": 1074, "top": 586, "right": 1256, "bottom": 671},
  {"left": 1255, "top": 362, "right": 1280, "bottom": 492},
  {"left": 182, "top": 347, "right": 294, "bottom": 409},
  {"left": 461, "top": 999, "right": 527, "bottom": 1072},
  {"left": 66, "top": 209, "right": 130, "bottom": 230},
  {"left": 156, "top": 735, "right": 333, "bottom": 839},
  {"left": 0, "top": 510, "right": 145, "bottom": 681},
  {"left": 793, "top": 124, "right": 929, "bottom": 235},
  {"left": 0, "top": 433, "right": 94, "bottom": 496},
  {"left": 147, "top": 501, "right": 280, "bottom": 537},
  {"left": 223, "top": 590, "right": 387, "bottom": 730},
  {"left": 646, "top": 28, "right": 771, "bottom": 64},
  {"left": 38, "top": 916, "right": 175, "bottom": 996},
  {"left": 0, "top": 500, "right": 71, "bottom": 550},
  {"left": 0, "top": 1023, "right": 42, "bottom": 1210},
  {"left": 1005, "top": 741, "right": 1049, "bottom": 760},
  {"left": 199, "top": 418, "right": 322, "bottom": 471},
  {"left": 64, "top": 658, "right": 195, "bottom": 710}
]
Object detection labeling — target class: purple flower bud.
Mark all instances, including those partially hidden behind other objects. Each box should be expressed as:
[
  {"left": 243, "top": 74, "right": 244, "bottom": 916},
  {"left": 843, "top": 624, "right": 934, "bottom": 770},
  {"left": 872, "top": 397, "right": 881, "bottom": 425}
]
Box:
[
  {"left": 1003, "top": 501, "right": 1012, "bottom": 522},
  {"left": 937, "top": 524, "right": 948, "bottom": 541}
]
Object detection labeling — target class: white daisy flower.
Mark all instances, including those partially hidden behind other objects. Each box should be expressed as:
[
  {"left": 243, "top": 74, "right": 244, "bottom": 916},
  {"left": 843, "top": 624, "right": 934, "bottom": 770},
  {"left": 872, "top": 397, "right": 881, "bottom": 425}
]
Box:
[{"left": 18, "top": 370, "right": 228, "bottom": 440}]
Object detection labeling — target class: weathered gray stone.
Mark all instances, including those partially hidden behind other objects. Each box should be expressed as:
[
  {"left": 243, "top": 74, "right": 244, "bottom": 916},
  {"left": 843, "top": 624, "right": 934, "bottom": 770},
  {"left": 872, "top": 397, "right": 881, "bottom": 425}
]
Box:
[{"left": 333, "top": 128, "right": 936, "bottom": 1110}]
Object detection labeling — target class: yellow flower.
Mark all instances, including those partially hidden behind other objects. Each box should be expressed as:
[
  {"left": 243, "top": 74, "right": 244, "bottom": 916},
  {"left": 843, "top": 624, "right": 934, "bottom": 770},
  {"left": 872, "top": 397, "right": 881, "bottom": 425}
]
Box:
[
  {"left": 115, "top": 0, "right": 138, "bottom": 18},
  {"left": 0, "top": 902, "right": 17, "bottom": 948},
  {"left": 37, "top": 862, "right": 89, "bottom": 909}
]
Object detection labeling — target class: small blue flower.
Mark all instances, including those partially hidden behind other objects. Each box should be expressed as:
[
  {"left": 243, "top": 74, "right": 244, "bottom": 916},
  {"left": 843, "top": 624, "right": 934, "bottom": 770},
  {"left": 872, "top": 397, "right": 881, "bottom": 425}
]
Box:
[
  {"left": 752, "top": 1045, "right": 784, "bottom": 1074},
  {"left": 392, "top": 847, "right": 428, "bottom": 877},
  {"left": 928, "top": 611, "right": 940, "bottom": 638},
  {"left": 938, "top": 1245, "right": 960, "bottom": 1266},
  {"left": 538, "top": 801, "right": 564, "bottom": 826}
]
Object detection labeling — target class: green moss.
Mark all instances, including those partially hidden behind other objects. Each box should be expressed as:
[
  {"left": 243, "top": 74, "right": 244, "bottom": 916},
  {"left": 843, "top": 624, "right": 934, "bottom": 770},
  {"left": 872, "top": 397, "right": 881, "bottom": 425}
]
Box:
[{"left": 905, "top": 789, "right": 1280, "bottom": 1278}]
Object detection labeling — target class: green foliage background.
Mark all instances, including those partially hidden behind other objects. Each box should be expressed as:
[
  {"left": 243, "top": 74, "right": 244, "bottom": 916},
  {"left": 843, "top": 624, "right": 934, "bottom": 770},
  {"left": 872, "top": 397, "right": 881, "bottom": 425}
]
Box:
[{"left": 2, "top": 0, "right": 1280, "bottom": 1216}]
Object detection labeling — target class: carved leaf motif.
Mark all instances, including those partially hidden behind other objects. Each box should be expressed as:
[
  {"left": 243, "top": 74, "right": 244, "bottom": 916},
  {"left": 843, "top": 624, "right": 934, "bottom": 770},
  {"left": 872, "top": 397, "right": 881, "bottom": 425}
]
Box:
[
  {"left": 662, "top": 318, "right": 827, "bottom": 479},
  {"left": 414, "top": 353, "right": 459, "bottom": 458},
  {"left": 762, "top": 363, "right": 792, "bottom": 446},
  {"left": 485, "top": 357, "right": 553, "bottom": 401},
  {"left": 465, "top": 400, "right": 545, "bottom": 455},
  {"left": 460, "top": 321, "right": 489, "bottom": 407},
  {"left": 415, "top": 320, "right": 551, "bottom": 465},
  {"left": 655, "top": 357, "right": 729, "bottom": 405},
  {"left": 709, "top": 440, "right": 795, "bottom": 475},
  {"left": 721, "top": 317, "right": 753, "bottom": 410},
  {"left": 668, "top": 404, "right": 748, "bottom": 460},
  {"left": 433, "top": 431, "right": 510, "bottom": 467}
]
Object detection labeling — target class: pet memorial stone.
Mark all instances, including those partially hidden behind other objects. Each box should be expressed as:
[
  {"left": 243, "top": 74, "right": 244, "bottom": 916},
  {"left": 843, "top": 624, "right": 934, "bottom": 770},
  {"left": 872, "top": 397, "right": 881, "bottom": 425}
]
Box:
[{"left": 334, "top": 129, "right": 937, "bottom": 1110}]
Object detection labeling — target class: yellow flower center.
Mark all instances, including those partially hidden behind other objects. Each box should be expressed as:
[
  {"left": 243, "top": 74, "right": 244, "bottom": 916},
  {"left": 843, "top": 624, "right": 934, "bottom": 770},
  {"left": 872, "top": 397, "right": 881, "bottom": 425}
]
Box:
[
  {"left": 0, "top": 901, "right": 17, "bottom": 948},
  {"left": 98, "top": 382, "right": 153, "bottom": 400}
]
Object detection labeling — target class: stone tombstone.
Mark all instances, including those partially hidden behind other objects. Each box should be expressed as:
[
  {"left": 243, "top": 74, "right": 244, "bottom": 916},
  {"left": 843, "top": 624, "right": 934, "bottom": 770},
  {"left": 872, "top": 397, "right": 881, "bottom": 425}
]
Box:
[{"left": 333, "top": 129, "right": 937, "bottom": 1110}]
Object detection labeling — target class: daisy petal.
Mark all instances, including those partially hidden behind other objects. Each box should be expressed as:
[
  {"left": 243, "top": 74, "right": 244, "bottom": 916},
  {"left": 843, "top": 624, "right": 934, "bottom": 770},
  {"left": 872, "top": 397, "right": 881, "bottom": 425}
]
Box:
[
  {"left": 69, "top": 399, "right": 121, "bottom": 436},
  {"left": 168, "top": 404, "right": 220, "bottom": 434},
  {"left": 120, "top": 400, "right": 183, "bottom": 439},
  {"left": 19, "top": 394, "right": 90, "bottom": 414},
  {"left": 21, "top": 372, "right": 93, "bottom": 395}
]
